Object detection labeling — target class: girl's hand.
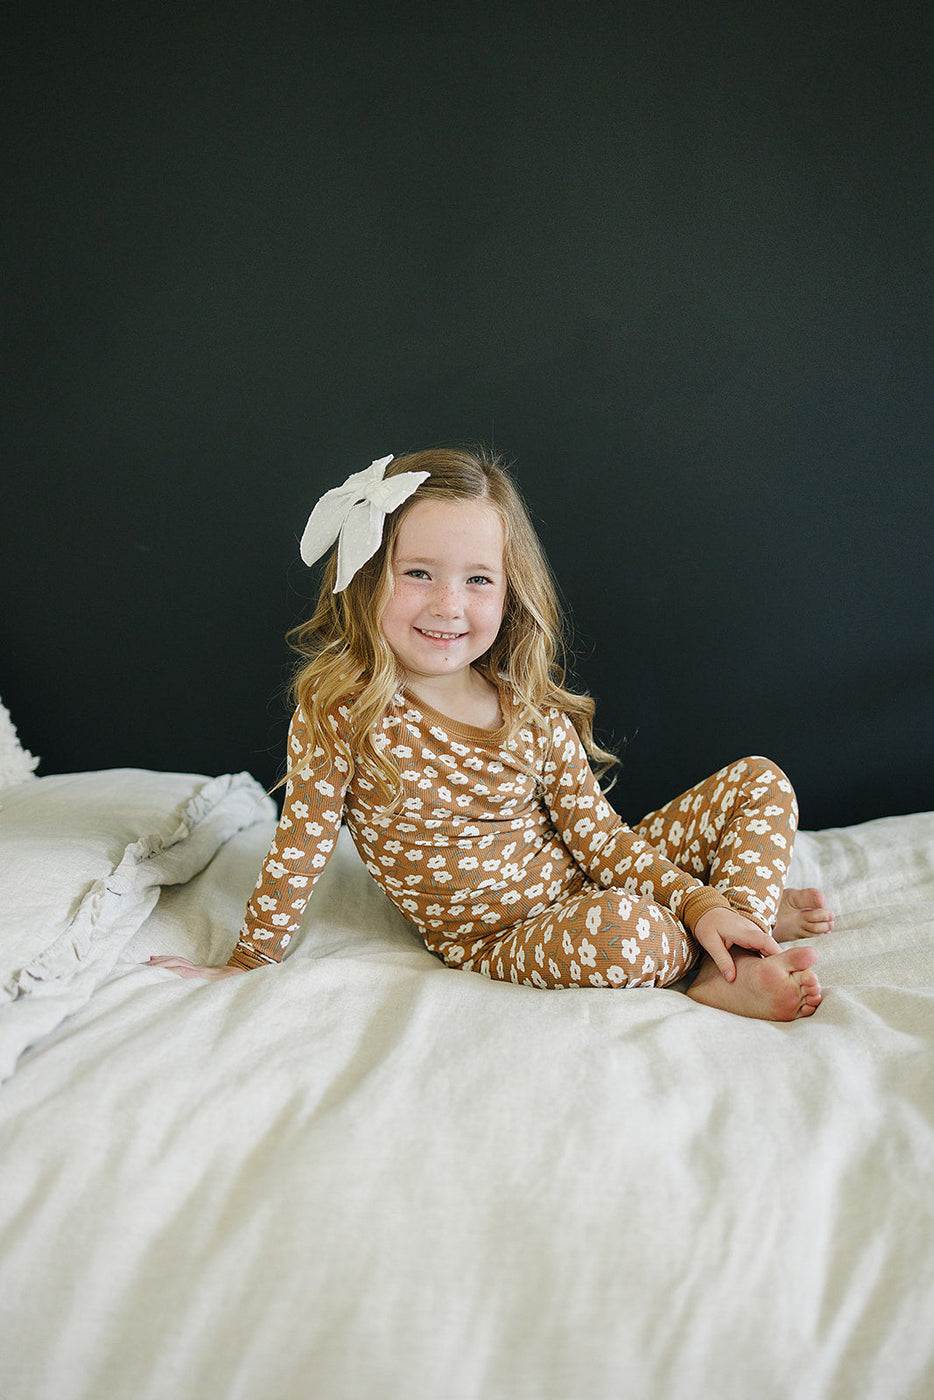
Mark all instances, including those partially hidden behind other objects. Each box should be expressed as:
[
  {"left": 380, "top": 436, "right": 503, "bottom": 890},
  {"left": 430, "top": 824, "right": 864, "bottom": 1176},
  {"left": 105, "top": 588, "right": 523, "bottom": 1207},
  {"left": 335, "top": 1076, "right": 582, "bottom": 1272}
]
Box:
[
  {"left": 692, "top": 907, "right": 783, "bottom": 982},
  {"left": 145, "top": 956, "right": 246, "bottom": 981}
]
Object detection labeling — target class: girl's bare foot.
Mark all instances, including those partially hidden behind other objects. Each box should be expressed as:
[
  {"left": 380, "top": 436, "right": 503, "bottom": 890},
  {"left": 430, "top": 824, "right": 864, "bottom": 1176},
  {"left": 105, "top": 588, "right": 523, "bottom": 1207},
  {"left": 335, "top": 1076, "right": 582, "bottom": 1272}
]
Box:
[
  {"left": 686, "top": 947, "right": 822, "bottom": 1021},
  {"left": 774, "top": 887, "right": 834, "bottom": 942}
]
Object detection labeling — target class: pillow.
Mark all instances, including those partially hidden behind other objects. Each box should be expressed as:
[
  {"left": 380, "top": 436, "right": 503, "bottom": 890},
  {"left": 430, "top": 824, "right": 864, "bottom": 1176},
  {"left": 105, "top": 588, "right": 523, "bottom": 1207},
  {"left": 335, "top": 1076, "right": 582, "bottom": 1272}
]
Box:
[
  {"left": 0, "top": 698, "right": 39, "bottom": 792},
  {"left": 0, "top": 768, "right": 276, "bottom": 1080}
]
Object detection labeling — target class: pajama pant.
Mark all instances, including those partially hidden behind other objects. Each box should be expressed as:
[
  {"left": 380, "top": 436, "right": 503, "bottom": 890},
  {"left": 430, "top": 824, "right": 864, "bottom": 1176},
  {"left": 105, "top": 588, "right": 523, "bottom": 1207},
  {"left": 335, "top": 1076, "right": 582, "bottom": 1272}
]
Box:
[{"left": 443, "top": 756, "right": 798, "bottom": 990}]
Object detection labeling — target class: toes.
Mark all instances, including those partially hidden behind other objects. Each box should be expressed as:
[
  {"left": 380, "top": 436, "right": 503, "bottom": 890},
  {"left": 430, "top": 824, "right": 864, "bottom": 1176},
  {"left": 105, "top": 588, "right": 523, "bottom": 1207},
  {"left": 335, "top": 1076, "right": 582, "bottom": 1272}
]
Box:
[
  {"left": 784, "top": 945, "right": 818, "bottom": 972},
  {"left": 784, "top": 886, "right": 824, "bottom": 910},
  {"left": 804, "top": 909, "right": 835, "bottom": 935},
  {"left": 794, "top": 968, "right": 823, "bottom": 1016}
]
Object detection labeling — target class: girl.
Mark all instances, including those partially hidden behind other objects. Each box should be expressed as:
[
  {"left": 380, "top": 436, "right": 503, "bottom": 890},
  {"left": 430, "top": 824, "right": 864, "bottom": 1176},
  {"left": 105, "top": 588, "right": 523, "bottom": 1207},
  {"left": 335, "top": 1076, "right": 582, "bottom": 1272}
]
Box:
[{"left": 152, "top": 448, "right": 832, "bottom": 1018}]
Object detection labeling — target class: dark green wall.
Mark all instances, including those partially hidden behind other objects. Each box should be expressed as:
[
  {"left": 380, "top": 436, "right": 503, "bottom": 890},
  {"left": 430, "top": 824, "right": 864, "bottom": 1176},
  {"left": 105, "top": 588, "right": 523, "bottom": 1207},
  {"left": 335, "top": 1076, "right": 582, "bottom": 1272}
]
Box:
[{"left": 3, "top": 2, "right": 932, "bottom": 828}]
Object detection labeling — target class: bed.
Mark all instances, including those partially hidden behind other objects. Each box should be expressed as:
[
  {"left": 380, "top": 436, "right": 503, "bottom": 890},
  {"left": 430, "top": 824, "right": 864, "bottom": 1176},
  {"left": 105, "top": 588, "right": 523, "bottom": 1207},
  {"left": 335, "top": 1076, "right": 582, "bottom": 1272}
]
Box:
[{"left": 1, "top": 704, "right": 933, "bottom": 1400}]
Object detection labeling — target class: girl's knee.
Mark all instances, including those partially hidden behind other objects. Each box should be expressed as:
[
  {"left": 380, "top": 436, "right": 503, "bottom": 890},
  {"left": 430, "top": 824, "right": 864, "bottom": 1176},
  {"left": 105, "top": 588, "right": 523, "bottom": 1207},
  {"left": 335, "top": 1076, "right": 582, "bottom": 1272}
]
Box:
[{"left": 731, "top": 755, "right": 797, "bottom": 807}]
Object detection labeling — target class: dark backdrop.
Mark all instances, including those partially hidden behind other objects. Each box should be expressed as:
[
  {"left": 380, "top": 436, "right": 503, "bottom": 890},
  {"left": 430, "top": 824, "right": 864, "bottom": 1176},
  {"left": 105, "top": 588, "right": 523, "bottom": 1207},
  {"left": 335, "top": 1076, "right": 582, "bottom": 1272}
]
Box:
[{"left": 3, "top": 1, "right": 932, "bottom": 829}]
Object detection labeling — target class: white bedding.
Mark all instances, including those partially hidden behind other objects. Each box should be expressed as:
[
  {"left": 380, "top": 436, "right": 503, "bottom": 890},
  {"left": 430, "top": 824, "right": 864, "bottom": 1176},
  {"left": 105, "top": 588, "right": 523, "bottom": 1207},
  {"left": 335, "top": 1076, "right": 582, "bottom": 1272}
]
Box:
[{"left": 0, "top": 769, "right": 932, "bottom": 1400}]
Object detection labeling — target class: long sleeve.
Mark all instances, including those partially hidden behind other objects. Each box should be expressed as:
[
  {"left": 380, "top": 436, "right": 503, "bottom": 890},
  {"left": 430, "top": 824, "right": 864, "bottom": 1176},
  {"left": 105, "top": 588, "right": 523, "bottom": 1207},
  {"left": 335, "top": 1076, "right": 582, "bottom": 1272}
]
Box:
[
  {"left": 542, "top": 713, "right": 731, "bottom": 932},
  {"left": 228, "top": 709, "right": 351, "bottom": 970}
]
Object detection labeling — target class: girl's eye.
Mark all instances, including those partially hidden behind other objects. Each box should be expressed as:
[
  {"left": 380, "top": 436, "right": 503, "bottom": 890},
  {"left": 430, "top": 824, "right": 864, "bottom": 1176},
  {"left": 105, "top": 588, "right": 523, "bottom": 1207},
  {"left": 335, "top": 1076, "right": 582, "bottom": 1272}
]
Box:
[
  {"left": 404, "top": 569, "right": 429, "bottom": 579},
  {"left": 469, "top": 575, "right": 493, "bottom": 586}
]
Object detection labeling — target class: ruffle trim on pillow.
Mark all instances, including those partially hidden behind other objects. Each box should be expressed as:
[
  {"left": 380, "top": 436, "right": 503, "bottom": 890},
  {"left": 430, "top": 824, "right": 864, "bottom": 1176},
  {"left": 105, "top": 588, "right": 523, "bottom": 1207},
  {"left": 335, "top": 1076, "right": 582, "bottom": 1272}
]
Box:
[{"left": 2, "top": 772, "right": 275, "bottom": 1001}]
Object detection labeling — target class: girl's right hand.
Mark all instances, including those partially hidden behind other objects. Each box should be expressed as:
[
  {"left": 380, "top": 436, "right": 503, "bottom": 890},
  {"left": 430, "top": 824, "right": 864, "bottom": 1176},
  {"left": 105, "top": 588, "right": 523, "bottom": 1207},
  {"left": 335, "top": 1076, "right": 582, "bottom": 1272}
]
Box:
[
  {"left": 692, "top": 907, "right": 783, "bottom": 982},
  {"left": 145, "top": 956, "right": 246, "bottom": 980}
]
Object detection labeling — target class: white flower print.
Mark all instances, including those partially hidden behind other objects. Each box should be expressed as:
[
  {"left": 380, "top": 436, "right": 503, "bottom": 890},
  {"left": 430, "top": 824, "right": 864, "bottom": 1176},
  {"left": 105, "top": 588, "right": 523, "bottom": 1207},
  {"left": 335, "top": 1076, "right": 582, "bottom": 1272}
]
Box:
[
  {"left": 605, "top": 966, "right": 627, "bottom": 986},
  {"left": 619, "top": 938, "right": 639, "bottom": 963},
  {"left": 578, "top": 938, "right": 597, "bottom": 967},
  {"left": 588, "top": 972, "right": 607, "bottom": 987}
]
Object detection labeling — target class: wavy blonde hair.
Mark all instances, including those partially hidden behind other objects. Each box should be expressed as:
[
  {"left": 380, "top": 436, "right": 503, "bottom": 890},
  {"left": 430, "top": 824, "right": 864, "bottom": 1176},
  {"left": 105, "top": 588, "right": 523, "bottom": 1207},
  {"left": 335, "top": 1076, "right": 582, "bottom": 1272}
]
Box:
[{"left": 287, "top": 446, "right": 617, "bottom": 803}]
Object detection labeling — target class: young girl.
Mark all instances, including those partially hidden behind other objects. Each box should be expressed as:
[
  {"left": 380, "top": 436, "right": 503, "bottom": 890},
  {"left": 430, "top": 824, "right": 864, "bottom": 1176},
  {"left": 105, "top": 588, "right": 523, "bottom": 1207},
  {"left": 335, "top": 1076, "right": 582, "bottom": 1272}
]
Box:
[{"left": 152, "top": 447, "right": 833, "bottom": 1019}]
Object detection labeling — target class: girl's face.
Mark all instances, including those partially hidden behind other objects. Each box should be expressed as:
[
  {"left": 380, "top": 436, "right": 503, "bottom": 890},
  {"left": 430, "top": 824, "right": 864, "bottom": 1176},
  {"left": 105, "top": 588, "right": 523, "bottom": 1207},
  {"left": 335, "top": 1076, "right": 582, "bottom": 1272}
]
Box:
[{"left": 381, "top": 498, "right": 507, "bottom": 688}]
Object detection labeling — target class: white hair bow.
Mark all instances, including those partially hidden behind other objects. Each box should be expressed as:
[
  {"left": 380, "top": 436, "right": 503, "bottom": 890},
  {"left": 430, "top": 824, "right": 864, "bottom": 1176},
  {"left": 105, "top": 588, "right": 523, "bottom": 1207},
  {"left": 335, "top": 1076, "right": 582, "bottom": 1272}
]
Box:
[{"left": 299, "top": 455, "right": 430, "bottom": 592}]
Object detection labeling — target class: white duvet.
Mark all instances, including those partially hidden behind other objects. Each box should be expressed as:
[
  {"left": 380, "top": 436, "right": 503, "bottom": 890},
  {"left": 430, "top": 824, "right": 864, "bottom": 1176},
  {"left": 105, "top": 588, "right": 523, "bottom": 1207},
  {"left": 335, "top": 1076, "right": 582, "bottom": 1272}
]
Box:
[{"left": 0, "top": 770, "right": 932, "bottom": 1400}]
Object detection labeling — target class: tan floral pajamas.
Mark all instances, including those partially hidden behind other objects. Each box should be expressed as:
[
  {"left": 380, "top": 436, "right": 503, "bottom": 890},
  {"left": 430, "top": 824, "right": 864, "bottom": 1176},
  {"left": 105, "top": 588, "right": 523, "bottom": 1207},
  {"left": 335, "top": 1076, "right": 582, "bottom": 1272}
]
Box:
[{"left": 230, "top": 689, "right": 798, "bottom": 990}]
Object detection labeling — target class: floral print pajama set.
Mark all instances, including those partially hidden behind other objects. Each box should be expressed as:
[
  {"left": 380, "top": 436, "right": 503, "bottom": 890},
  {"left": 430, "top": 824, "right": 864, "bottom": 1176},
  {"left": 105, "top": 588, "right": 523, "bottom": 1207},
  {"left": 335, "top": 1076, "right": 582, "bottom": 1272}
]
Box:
[{"left": 230, "top": 688, "right": 799, "bottom": 987}]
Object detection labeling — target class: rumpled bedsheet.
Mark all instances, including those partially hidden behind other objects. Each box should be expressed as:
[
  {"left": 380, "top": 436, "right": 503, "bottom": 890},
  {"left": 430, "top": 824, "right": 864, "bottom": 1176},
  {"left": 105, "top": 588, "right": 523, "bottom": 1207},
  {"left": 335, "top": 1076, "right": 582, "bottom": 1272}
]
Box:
[{"left": 0, "top": 809, "right": 932, "bottom": 1400}]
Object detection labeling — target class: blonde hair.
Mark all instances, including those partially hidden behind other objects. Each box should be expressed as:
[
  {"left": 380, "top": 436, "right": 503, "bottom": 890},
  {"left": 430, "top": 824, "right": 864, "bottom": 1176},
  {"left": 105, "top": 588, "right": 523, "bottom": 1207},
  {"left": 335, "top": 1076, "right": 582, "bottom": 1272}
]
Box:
[{"left": 287, "top": 446, "right": 617, "bottom": 803}]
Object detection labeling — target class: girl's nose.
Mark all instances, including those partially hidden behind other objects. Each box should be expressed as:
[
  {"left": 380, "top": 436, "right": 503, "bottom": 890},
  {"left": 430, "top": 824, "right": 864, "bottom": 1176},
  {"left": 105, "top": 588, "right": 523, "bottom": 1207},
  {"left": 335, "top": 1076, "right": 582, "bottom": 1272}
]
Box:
[{"left": 430, "top": 582, "right": 461, "bottom": 616}]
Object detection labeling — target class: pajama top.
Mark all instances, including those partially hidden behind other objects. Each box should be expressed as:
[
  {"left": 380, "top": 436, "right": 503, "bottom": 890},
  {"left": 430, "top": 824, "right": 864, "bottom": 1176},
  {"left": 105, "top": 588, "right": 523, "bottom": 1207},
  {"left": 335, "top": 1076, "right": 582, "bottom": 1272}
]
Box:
[{"left": 228, "top": 687, "right": 733, "bottom": 972}]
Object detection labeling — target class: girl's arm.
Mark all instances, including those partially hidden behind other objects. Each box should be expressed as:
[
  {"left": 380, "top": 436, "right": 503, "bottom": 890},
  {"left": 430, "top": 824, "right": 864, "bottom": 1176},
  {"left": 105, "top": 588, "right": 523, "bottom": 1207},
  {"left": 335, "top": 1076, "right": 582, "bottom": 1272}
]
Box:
[
  {"left": 543, "top": 713, "right": 732, "bottom": 935},
  {"left": 229, "top": 709, "right": 349, "bottom": 969},
  {"left": 149, "top": 709, "right": 349, "bottom": 980}
]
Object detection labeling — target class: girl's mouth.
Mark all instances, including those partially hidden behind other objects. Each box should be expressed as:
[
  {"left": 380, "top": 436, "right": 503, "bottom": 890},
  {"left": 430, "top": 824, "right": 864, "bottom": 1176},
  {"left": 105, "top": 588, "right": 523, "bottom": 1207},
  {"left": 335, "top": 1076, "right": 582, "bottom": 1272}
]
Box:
[{"left": 416, "top": 628, "right": 467, "bottom": 642}]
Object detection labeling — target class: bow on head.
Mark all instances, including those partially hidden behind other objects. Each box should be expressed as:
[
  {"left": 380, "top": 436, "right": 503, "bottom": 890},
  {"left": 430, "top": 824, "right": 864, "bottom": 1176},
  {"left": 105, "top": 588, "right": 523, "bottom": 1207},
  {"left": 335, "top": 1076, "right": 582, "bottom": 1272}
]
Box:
[{"left": 299, "top": 455, "right": 430, "bottom": 592}]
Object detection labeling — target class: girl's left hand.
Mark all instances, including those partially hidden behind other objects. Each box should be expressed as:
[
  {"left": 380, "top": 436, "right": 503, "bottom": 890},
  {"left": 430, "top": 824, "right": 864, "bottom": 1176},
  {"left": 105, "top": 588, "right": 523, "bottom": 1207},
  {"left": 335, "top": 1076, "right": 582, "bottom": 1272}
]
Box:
[
  {"left": 145, "top": 956, "right": 246, "bottom": 980},
  {"left": 692, "top": 908, "right": 783, "bottom": 982}
]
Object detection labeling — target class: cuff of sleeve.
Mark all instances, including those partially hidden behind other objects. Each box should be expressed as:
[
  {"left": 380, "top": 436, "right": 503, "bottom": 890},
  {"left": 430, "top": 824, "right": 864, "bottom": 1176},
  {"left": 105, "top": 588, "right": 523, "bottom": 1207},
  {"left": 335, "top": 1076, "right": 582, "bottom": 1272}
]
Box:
[
  {"left": 680, "top": 887, "right": 733, "bottom": 934},
  {"left": 227, "top": 944, "right": 274, "bottom": 971}
]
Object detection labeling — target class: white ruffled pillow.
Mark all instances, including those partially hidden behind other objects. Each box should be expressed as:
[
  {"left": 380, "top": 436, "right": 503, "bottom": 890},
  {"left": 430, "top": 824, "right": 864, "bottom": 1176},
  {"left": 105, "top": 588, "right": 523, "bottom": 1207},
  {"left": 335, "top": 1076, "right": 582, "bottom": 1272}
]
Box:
[
  {"left": 0, "top": 768, "right": 276, "bottom": 1079},
  {"left": 0, "top": 699, "right": 38, "bottom": 791}
]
